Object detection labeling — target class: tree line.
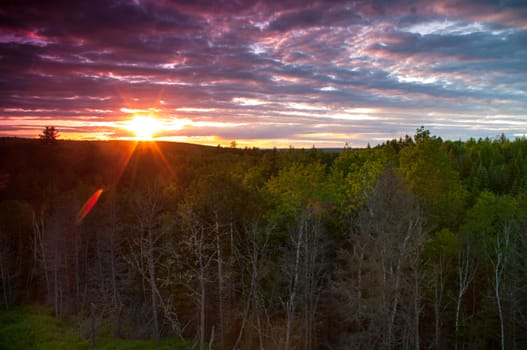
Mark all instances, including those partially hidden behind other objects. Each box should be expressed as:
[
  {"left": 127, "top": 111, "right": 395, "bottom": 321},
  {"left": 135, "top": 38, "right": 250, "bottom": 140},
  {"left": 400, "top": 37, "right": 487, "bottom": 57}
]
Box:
[{"left": 1, "top": 129, "right": 527, "bottom": 349}]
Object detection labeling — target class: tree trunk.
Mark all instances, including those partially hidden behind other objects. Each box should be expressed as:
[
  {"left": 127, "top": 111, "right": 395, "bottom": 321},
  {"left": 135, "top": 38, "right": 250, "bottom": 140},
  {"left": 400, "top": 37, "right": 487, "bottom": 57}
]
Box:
[
  {"left": 495, "top": 269, "right": 505, "bottom": 350},
  {"left": 433, "top": 261, "right": 445, "bottom": 350},
  {"left": 233, "top": 224, "right": 270, "bottom": 350},
  {"left": 0, "top": 249, "right": 9, "bottom": 309},
  {"left": 493, "top": 226, "right": 510, "bottom": 350},
  {"left": 147, "top": 228, "right": 160, "bottom": 341},
  {"left": 233, "top": 243, "right": 257, "bottom": 349},
  {"left": 216, "top": 227, "right": 225, "bottom": 349},
  {"left": 109, "top": 229, "right": 121, "bottom": 337},
  {"left": 285, "top": 218, "right": 305, "bottom": 350},
  {"left": 455, "top": 243, "right": 476, "bottom": 350},
  {"left": 90, "top": 303, "right": 96, "bottom": 349},
  {"left": 413, "top": 266, "right": 420, "bottom": 350},
  {"left": 33, "top": 212, "right": 50, "bottom": 305},
  {"left": 199, "top": 228, "right": 206, "bottom": 350}
]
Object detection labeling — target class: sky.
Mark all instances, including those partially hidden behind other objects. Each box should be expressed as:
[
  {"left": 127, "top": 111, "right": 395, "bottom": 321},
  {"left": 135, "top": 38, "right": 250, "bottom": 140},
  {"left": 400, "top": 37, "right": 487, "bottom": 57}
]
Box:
[{"left": 1, "top": 0, "right": 526, "bottom": 148}]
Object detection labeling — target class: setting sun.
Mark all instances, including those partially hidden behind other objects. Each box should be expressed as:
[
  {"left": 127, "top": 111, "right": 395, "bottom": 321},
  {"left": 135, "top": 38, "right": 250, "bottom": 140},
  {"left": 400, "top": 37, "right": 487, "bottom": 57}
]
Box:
[{"left": 126, "top": 115, "right": 163, "bottom": 140}]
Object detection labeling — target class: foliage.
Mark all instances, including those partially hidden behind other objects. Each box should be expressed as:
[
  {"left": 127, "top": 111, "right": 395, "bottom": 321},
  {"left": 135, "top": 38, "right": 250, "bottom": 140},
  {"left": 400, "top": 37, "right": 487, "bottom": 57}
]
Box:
[
  {"left": 1, "top": 133, "right": 527, "bottom": 349},
  {"left": 399, "top": 128, "right": 467, "bottom": 229}
]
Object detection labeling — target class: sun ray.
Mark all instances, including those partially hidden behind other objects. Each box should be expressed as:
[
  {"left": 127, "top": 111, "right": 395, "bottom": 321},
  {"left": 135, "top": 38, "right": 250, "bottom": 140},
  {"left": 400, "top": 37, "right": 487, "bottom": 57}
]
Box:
[
  {"left": 114, "top": 140, "right": 139, "bottom": 185},
  {"left": 148, "top": 141, "right": 175, "bottom": 177}
]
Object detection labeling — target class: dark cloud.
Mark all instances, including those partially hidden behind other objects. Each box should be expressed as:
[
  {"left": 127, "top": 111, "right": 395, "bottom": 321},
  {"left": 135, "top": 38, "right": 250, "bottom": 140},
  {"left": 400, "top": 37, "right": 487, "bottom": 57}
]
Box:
[
  {"left": 269, "top": 5, "right": 362, "bottom": 31},
  {"left": 375, "top": 30, "right": 525, "bottom": 60},
  {"left": 1, "top": 0, "right": 526, "bottom": 146}
]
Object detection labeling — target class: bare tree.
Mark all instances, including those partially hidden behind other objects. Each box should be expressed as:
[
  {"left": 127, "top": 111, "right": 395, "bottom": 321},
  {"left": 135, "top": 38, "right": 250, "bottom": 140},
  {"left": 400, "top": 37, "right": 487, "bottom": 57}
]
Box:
[
  {"left": 426, "top": 229, "right": 457, "bottom": 350},
  {"left": 32, "top": 210, "right": 51, "bottom": 305},
  {"left": 283, "top": 205, "right": 327, "bottom": 350},
  {"left": 508, "top": 227, "right": 527, "bottom": 348},
  {"left": 489, "top": 224, "right": 512, "bottom": 350},
  {"left": 332, "top": 166, "right": 425, "bottom": 349},
  {"left": 84, "top": 195, "right": 129, "bottom": 338},
  {"left": 232, "top": 222, "right": 272, "bottom": 350},
  {"left": 124, "top": 185, "right": 167, "bottom": 341},
  {"left": 455, "top": 239, "right": 477, "bottom": 350},
  {"left": 178, "top": 207, "right": 216, "bottom": 350},
  {"left": 32, "top": 199, "right": 80, "bottom": 318},
  {"left": 431, "top": 253, "right": 448, "bottom": 350}
]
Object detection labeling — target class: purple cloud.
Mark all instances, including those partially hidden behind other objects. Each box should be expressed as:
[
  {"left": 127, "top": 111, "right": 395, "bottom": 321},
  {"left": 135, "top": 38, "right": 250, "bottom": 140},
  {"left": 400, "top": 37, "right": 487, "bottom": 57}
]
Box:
[{"left": 1, "top": 0, "right": 526, "bottom": 147}]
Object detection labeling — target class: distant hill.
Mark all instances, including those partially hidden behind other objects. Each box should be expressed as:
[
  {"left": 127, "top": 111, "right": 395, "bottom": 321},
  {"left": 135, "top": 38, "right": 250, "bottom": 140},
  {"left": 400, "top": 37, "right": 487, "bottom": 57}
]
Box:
[{"left": 0, "top": 138, "right": 236, "bottom": 203}]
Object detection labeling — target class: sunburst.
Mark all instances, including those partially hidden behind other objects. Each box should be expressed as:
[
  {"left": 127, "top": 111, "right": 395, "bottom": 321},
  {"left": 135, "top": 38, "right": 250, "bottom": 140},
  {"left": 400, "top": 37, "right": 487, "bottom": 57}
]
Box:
[{"left": 126, "top": 115, "right": 164, "bottom": 140}]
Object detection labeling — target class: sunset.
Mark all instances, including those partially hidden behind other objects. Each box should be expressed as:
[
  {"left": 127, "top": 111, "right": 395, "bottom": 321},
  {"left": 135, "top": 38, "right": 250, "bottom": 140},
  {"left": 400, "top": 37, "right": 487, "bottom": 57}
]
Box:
[
  {"left": 1, "top": 0, "right": 526, "bottom": 147},
  {"left": 125, "top": 115, "right": 165, "bottom": 140},
  {"left": 2, "top": 1, "right": 527, "bottom": 349}
]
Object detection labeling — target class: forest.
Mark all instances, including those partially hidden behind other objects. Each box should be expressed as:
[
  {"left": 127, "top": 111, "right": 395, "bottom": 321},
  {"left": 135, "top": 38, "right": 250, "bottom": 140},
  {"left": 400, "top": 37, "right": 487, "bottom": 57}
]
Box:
[{"left": 1, "top": 128, "right": 527, "bottom": 349}]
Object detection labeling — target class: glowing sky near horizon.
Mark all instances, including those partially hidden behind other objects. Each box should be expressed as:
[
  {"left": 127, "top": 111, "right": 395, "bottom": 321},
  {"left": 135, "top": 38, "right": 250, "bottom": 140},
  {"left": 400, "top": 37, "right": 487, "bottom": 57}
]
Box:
[{"left": 1, "top": 0, "right": 526, "bottom": 147}]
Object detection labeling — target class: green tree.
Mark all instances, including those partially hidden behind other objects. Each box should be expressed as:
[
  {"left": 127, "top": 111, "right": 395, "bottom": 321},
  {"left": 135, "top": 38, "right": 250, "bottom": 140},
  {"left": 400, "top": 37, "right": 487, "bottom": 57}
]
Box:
[
  {"left": 459, "top": 191, "right": 523, "bottom": 348},
  {"left": 399, "top": 128, "right": 467, "bottom": 229}
]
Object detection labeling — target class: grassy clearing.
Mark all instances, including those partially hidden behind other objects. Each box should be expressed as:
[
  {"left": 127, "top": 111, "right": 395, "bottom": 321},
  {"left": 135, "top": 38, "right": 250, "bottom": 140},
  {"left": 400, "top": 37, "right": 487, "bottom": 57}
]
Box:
[{"left": 0, "top": 305, "right": 189, "bottom": 350}]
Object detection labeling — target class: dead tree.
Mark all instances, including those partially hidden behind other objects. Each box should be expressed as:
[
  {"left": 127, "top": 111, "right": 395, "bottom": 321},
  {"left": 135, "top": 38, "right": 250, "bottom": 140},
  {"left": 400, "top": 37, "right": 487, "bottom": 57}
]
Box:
[
  {"left": 179, "top": 207, "right": 216, "bottom": 350},
  {"left": 232, "top": 222, "right": 272, "bottom": 350},
  {"left": 455, "top": 239, "right": 477, "bottom": 350},
  {"left": 489, "top": 224, "right": 512, "bottom": 350},
  {"left": 124, "top": 185, "right": 167, "bottom": 341},
  {"left": 283, "top": 205, "right": 326, "bottom": 350}
]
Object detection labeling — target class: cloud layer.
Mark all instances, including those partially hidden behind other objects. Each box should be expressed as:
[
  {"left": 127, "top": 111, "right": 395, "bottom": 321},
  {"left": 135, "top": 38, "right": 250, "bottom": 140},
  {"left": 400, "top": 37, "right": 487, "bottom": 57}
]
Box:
[{"left": 1, "top": 0, "right": 526, "bottom": 147}]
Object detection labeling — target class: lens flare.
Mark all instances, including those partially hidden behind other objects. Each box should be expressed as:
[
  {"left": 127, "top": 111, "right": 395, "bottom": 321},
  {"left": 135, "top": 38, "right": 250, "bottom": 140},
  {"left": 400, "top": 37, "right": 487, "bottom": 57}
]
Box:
[{"left": 76, "top": 188, "right": 104, "bottom": 224}]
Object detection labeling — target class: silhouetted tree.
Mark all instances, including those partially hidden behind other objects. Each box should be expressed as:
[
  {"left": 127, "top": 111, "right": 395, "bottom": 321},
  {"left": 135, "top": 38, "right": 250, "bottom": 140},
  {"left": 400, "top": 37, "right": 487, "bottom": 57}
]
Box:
[{"left": 40, "top": 126, "right": 59, "bottom": 143}]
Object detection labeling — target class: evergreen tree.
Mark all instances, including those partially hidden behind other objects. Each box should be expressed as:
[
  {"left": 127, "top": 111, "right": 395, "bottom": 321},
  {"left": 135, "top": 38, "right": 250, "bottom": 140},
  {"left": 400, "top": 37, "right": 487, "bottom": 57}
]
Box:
[{"left": 40, "top": 126, "right": 59, "bottom": 143}]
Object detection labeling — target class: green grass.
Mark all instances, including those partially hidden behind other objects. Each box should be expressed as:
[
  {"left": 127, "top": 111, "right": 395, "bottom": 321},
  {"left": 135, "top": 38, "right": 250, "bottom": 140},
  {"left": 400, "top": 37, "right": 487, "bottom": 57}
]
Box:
[
  {"left": 0, "top": 305, "right": 190, "bottom": 350},
  {"left": 0, "top": 305, "right": 89, "bottom": 350},
  {"left": 95, "top": 337, "right": 190, "bottom": 350}
]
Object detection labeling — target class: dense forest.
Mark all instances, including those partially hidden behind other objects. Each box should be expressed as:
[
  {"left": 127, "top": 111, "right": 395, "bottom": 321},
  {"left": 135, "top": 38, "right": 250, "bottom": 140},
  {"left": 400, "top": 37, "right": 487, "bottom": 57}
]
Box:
[{"left": 1, "top": 128, "right": 527, "bottom": 349}]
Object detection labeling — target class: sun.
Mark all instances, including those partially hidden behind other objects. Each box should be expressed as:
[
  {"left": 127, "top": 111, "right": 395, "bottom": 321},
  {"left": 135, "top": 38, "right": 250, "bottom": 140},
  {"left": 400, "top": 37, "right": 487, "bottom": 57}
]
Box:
[{"left": 126, "top": 115, "right": 164, "bottom": 140}]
